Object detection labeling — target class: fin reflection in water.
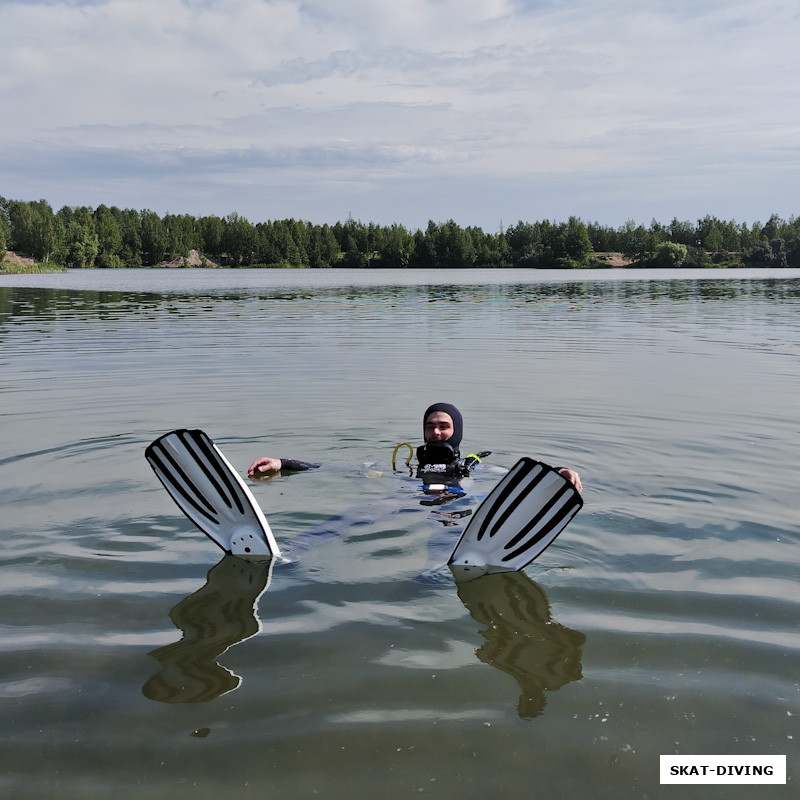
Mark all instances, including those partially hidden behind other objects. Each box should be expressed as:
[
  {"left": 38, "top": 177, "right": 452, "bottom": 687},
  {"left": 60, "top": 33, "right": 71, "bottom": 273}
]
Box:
[
  {"left": 143, "top": 555, "right": 273, "bottom": 704},
  {"left": 456, "top": 572, "right": 585, "bottom": 719}
]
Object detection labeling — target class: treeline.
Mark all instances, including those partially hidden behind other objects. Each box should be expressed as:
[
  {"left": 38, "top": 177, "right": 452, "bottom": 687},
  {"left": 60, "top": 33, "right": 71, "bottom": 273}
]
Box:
[{"left": 1, "top": 195, "right": 799, "bottom": 270}]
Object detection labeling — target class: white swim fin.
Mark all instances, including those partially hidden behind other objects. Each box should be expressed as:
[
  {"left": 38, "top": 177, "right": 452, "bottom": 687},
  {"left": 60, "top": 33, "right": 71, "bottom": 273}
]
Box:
[
  {"left": 145, "top": 429, "right": 280, "bottom": 559},
  {"left": 448, "top": 458, "right": 582, "bottom": 582}
]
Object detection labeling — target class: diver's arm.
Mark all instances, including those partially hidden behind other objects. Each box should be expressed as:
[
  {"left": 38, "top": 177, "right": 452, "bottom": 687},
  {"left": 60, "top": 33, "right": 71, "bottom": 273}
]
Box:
[
  {"left": 248, "top": 457, "right": 320, "bottom": 476},
  {"left": 281, "top": 459, "right": 320, "bottom": 472}
]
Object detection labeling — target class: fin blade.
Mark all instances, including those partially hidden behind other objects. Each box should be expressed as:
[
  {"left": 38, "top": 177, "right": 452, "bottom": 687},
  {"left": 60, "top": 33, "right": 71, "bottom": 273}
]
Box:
[
  {"left": 448, "top": 458, "right": 582, "bottom": 581},
  {"left": 145, "top": 429, "right": 280, "bottom": 558}
]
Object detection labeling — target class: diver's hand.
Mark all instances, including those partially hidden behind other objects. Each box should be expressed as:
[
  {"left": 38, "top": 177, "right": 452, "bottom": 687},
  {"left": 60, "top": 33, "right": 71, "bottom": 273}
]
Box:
[
  {"left": 248, "top": 457, "right": 282, "bottom": 476},
  {"left": 558, "top": 468, "right": 582, "bottom": 494}
]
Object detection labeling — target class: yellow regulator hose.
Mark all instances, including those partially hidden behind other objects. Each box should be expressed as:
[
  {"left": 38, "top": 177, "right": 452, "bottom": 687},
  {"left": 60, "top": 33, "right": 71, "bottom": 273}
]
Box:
[{"left": 392, "top": 442, "right": 414, "bottom": 471}]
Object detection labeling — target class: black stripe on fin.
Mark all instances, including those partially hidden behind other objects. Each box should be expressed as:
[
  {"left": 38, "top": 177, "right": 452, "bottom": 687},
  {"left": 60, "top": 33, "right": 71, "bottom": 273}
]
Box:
[
  {"left": 146, "top": 441, "right": 221, "bottom": 527},
  {"left": 503, "top": 482, "right": 572, "bottom": 551},
  {"left": 476, "top": 459, "right": 543, "bottom": 542},
  {"left": 501, "top": 495, "right": 582, "bottom": 563},
  {"left": 182, "top": 429, "right": 246, "bottom": 516},
  {"left": 487, "top": 462, "right": 548, "bottom": 540}
]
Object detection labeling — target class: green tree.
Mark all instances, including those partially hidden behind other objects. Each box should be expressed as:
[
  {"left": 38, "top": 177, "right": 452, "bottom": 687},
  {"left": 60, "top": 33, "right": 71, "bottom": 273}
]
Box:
[
  {"left": 222, "top": 213, "right": 257, "bottom": 266},
  {"left": 469, "top": 226, "right": 507, "bottom": 267},
  {"left": 505, "top": 220, "right": 542, "bottom": 265},
  {"left": 318, "top": 223, "right": 340, "bottom": 266},
  {"left": 264, "top": 219, "right": 302, "bottom": 265},
  {"left": 340, "top": 232, "right": 366, "bottom": 268},
  {"left": 140, "top": 210, "right": 168, "bottom": 265},
  {"left": 786, "top": 238, "right": 800, "bottom": 267},
  {"left": 683, "top": 245, "right": 710, "bottom": 268},
  {"left": 769, "top": 238, "right": 788, "bottom": 267},
  {"left": 647, "top": 218, "right": 668, "bottom": 249},
  {"left": 586, "top": 220, "right": 616, "bottom": 252},
  {"left": 719, "top": 219, "right": 742, "bottom": 251},
  {"left": 336, "top": 218, "right": 370, "bottom": 268},
  {"left": 56, "top": 206, "right": 97, "bottom": 268},
  {"left": 0, "top": 197, "right": 9, "bottom": 257},
  {"left": 436, "top": 219, "right": 475, "bottom": 268},
  {"left": 290, "top": 220, "right": 310, "bottom": 265},
  {"left": 651, "top": 241, "right": 688, "bottom": 268},
  {"left": 704, "top": 227, "right": 724, "bottom": 253},
  {"left": 63, "top": 220, "right": 100, "bottom": 268},
  {"left": 118, "top": 208, "right": 143, "bottom": 266},
  {"left": 7, "top": 199, "right": 61, "bottom": 261},
  {"left": 306, "top": 223, "right": 340, "bottom": 268},
  {"left": 164, "top": 214, "right": 200, "bottom": 259},
  {"left": 759, "top": 213, "right": 782, "bottom": 242},
  {"left": 411, "top": 223, "right": 437, "bottom": 268},
  {"left": 199, "top": 216, "right": 225, "bottom": 260},
  {"left": 619, "top": 220, "right": 652, "bottom": 263},
  {"left": 375, "top": 223, "right": 414, "bottom": 268},
  {"left": 94, "top": 205, "right": 124, "bottom": 268},
  {"left": 743, "top": 240, "right": 783, "bottom": 267},
  {"left": 562, "top": 216, "right": 592, "bottom": 262},
  {"left": 696, "top": 215, "right": 741, "bottom": 253},
  {"left": 668, "top": 218, "right": 697, "bottom": 247}
]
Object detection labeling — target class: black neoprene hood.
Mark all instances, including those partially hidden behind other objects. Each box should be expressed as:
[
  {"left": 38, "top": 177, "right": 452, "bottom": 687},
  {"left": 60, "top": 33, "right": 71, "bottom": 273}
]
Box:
[{"left": 422, "top": 402, "right": 463, "bottom": 449}]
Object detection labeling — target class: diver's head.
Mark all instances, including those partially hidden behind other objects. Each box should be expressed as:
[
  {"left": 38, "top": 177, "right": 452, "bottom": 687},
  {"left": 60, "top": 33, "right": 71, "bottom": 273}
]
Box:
[{"left": 423, "top": 403, "right": 463, "bottom": 449}]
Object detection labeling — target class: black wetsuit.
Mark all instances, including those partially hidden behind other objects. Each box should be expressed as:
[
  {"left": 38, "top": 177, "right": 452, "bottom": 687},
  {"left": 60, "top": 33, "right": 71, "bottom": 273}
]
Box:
[{"left": 277, "top": 459, "right": 320, "bottom": 472}]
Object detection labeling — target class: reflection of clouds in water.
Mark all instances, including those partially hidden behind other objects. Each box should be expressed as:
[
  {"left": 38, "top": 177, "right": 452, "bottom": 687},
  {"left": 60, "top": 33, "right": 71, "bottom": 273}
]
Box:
[
  {"left": 457, "top": 572, "right": 585, "bottom": 719},
  {"left": 143, "top": 556, "right": 274, "bottom": 704}
]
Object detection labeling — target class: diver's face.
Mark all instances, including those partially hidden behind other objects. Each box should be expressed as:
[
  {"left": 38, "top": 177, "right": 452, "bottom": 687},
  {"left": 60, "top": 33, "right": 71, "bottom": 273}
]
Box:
[{"left": 425, "top": 412, "right": 454, "bottom": 442}]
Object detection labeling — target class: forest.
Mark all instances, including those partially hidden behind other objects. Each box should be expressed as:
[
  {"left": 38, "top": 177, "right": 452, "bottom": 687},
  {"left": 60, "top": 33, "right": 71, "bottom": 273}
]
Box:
[{"left": 1, "top": 195, "right": 799, "bottom": 271}]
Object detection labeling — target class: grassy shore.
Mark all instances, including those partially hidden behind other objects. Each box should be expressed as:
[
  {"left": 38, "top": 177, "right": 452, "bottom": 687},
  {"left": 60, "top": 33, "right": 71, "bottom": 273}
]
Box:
[
  {"left": 1, "top": 262, "right": 68, "bottom": 274},
  {"left": 1, "top": 252, "right": 67, "bottom": 274}
]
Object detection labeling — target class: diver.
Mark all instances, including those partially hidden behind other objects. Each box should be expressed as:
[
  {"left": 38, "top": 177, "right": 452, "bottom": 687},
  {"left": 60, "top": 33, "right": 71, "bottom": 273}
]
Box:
[
  {"left": 247, "top": 402, "right": 582, "bottom": 494},
  {"left": 247, "top": 401, "right": 481, "bottom": 486},
  {"left": 146, "top": 410, "right": 584, "bottom": 572}
]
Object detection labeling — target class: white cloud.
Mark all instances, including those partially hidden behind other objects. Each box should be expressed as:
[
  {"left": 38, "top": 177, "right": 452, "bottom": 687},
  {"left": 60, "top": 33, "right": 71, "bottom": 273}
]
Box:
[{"left": 1, "top": 0, "right": 798, "bottom": 227}]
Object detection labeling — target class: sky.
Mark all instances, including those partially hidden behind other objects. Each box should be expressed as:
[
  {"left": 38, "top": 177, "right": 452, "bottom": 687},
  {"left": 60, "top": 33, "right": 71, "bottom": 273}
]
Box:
[{"left": 1, "top": 0, "right": 799, "bottom": 231}]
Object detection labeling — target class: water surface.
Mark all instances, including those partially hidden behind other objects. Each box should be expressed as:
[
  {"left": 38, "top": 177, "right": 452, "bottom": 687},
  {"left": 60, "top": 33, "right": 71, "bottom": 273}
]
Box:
[{"left": 1, "top": 269, "right": 798, "bottom": 798}]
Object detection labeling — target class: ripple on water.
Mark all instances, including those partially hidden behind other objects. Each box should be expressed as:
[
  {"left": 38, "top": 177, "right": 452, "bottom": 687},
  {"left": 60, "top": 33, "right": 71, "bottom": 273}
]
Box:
[{"left": 2, "top": 274, "right": 799, "bottom": 797}]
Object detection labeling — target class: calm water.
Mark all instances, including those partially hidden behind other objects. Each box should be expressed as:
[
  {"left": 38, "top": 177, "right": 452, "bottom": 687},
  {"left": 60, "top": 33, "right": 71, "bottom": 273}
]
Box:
[{"left": 1, "top": 268, "right": 798, "bottom": 799}]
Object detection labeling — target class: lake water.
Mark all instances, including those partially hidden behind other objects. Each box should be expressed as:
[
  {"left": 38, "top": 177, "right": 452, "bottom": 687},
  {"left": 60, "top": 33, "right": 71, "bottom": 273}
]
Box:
[{"left": 1, "top": 268, "right": 798, "bottom": 799}]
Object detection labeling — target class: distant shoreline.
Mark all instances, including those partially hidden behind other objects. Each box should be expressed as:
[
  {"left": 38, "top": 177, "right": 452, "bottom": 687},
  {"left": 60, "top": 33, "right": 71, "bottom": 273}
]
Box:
[
  {"left": 4, "top": 198, "right": 797, "bottom": 270},
  {"left": 3, "top": 249, "right": 771, "bottom": 275}
]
